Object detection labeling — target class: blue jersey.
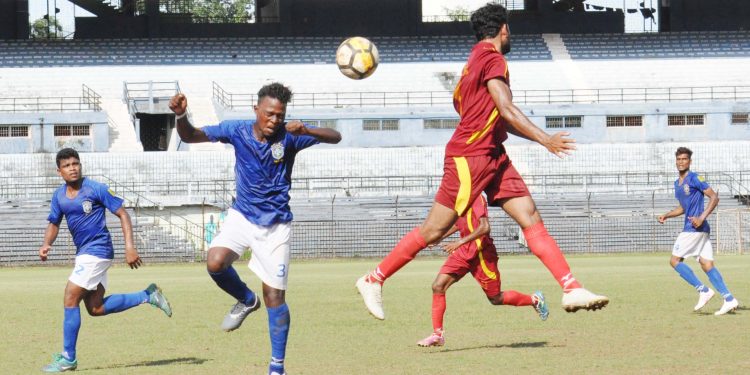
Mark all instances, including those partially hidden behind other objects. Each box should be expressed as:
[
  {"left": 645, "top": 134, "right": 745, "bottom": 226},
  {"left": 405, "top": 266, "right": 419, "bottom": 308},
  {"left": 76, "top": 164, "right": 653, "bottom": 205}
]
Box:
[
  {"left": 48, "top": 178, "right": 124, "bottom": 259},
  {"left": 203, "top": 120, "right": 319, "bottom": 226},
  {"left": 674, "top": 171, "right": 711, "bottom": 233}
]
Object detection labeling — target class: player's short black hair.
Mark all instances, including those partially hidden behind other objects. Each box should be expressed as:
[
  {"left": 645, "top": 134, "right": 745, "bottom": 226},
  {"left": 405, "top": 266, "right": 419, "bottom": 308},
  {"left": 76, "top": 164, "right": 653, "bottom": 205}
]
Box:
[
  {"left": 56, "top": 148, "right": 80, "bottom": 167},
  {"left": 675, "top": 147, "right": 693, "bottom": 159},
  {"left": 257, "top": 82, "right": 293, "bottom": 105},
  {"left": 470, "top": 3, "right": 508, "bottom": 41}
]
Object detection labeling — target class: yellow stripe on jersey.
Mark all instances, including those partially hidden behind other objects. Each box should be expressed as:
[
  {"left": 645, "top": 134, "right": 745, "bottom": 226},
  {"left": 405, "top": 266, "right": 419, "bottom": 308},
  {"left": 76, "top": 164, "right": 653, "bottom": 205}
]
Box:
[
  {"left": 466, "top": 108, "right": 499, "bottom": 144},
  {"left": 453, "top": 156, "right": 472, "bottom": 215},
  {"left": 466, "top": 197, "right": 497, "bottom": 280}
]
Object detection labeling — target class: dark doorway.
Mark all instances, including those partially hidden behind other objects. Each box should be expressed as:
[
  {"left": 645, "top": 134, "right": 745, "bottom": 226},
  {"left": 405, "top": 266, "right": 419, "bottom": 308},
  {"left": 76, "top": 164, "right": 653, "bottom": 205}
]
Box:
[{"left": 136, "top": 113, "right": 173, "bottom": 151}]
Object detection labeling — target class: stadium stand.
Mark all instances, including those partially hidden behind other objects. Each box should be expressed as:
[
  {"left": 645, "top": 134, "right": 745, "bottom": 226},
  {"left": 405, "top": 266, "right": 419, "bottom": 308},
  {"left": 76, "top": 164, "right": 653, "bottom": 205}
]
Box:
[
  {"left": 0, "top": 34, "right": 550, "bottom": 68},
  {"left": 562, "top": 31, "right": 750, "bottom": 59}
]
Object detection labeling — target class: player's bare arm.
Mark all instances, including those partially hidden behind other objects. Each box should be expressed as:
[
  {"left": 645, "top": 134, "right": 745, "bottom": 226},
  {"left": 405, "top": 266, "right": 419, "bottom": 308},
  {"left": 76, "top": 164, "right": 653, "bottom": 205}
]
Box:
[
  {"left": 428, "top": 225, "right": 460, "bottom": 248},
  {"left": 658, "top": 206, "right": 685, "bottom": 224},
  {"left": 169, "top": 93, "right": 211, "bottom": 143},
  {"left": 39, "top": 222, "right": 60, "bottom": 261},
  {"left": 114, "top": 206, "right": 142, "bottom": 269},
  {"left": 488, "top": 78, "right": 576, "bottom": 158},
  {"left": 285, "top": 120, "right": 342, "bottom": 144},
  {"left": 691, "top": 187, "right": 720, "bottom": 228},
  {"left": 443, "top": 217, "right": 490, "bottom": 254}
]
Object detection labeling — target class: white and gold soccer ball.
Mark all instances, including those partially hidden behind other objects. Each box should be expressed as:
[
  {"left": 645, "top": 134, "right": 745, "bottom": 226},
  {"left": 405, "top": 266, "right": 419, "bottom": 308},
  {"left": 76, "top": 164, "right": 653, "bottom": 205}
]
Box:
[{"left": 335, "top": 36, "right": 379, "bottom": 80}]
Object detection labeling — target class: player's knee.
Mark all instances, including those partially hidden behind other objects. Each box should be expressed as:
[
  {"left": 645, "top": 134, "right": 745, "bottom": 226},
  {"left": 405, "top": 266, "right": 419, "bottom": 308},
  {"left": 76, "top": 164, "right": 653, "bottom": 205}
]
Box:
[
  {"left": 488, "top": 293, "right": 504, "bottom": 305},
  {"left": 263, "top": 290, "right": 285, "bottom": 307},
  {"left": 206, "top": 254, "right": 230, "bottom": 273},
  {"left": 431, "top": 282, "right": 447, "bottom": 294},
  {"left": 86, "top": 306, "right": 105, "bottom": 316}
]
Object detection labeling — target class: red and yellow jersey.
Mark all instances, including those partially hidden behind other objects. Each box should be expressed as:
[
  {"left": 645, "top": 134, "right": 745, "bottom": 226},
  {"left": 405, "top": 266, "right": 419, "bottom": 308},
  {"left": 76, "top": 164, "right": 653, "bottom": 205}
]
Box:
[
  {"left": 446, "top": 41, "right": 510, "bottom": 157},
  {"left": 454, "top": 194, "right": 495, "bottom": 257}
]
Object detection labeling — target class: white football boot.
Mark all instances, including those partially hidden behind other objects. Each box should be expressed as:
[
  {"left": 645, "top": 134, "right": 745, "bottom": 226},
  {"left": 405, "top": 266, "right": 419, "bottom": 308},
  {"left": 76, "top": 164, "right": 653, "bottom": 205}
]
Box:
[
  {"left": 714, "top": 298, "right": 739, "bottom": 316},
  {"left": 561, "top": 288, "right": 610, "bottom": 312},
  {"left": 693, "top": 288, "right": 715, "bottom": 311},
  {"left": 356, "top": 274, "right": 385, "bottom": 320}
]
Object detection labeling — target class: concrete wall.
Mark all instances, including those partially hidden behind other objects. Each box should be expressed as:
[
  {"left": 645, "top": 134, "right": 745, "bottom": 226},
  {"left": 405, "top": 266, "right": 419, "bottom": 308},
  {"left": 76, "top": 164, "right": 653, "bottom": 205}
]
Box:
[
  {"left": 0, "top": 112, "right": 109, "bottom": 153},
  {"left": 222, "top": 100, "right": 750, "bottom": 147}
]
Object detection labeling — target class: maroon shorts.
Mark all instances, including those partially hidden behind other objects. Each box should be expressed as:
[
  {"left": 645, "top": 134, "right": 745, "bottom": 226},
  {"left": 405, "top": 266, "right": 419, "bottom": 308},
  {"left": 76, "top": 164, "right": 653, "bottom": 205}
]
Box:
[
  {"left": 435, "top": 152, "right": 530, "bottom": 216},
  {"left": 440, "top": 245, "right": 501, "bottom": 297}
]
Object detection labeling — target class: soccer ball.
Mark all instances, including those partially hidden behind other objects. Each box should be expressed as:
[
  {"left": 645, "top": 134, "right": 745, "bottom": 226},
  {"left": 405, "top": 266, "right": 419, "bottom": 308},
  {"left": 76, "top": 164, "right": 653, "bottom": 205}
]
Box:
[{"left": 336, "top": 37, "right": 379, "bottom": 80}]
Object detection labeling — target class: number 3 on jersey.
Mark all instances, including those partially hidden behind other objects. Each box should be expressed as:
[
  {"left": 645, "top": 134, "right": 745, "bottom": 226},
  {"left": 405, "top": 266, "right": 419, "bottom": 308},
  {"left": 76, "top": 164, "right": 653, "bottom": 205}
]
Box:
[{"left": 276, "top": 264, "right": 286, "bottom": 277}]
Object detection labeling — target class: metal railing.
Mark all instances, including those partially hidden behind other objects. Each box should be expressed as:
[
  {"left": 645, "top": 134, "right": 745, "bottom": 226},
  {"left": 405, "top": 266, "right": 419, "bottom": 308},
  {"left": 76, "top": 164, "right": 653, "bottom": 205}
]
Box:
[
  {"left": 213, "top": 82, "right": 750, "bottom": 109},
  {"left": 0, "top": 84, "right": 103, "bottom": 113}
]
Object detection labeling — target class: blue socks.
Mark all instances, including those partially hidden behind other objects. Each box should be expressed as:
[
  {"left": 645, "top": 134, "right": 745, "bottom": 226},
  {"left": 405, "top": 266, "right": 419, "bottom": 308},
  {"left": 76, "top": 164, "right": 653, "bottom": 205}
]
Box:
[
  {"left": 102, "top": 291, "right": 149, "bottom": 315},
  {"left": 209, "top": 266, "right": 257, "bottom": 305},
  {"left": 706, "top": 268, "right": 734, "bottom": 301},
  {"left": 62, "top": 307, "right": 81, "bottom": 361},
  {"left": 674, "top": 262, "right": 708, "bottom": 292},
  {"left": 267, "top": 304, "right": 290, "bottom": 375}
]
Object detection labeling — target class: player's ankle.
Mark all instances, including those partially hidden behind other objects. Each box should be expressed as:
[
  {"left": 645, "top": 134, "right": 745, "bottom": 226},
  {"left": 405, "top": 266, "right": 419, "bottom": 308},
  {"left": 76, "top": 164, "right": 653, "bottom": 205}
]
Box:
[{"left": 366, "top": 271, "right": 384, "bottom": 285}]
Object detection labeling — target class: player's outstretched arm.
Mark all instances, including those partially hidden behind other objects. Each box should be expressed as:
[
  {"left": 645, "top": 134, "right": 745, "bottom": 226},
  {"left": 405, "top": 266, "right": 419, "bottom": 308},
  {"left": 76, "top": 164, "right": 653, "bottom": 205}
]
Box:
[
  {"left": 285, "top": 120, "right": 342, "bottom": 144},
  {"left": 169, "top": 94, "right": 211, "bottom": 143},
  {"left": 114, "top": 207, "right": 142, "bottom": 269},
  {"left": 658, "top": 206, "right": 685, "bottom": 224},
  {"left": 488, "top": 78, "right": 576, "bottom": 158},
  {"left": 442, "top": 218, "right": 490, "bottom": 254},
  {"left": 39, "top": 222, "right": 60, "bottom": 261}
]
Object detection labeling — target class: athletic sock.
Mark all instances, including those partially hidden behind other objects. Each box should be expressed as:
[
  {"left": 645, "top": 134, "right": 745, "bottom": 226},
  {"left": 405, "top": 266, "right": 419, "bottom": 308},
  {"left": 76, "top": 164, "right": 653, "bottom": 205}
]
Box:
[
  {"left": 209, "top": 266, "right": 257, "bottom": 305},
  {"left": 431, "top": 293, "right": 446, "bottom": 333},
  {"left": 102, "top": 291, "right": 149, "bottom": 314},
  {"left": 374, "top": 227, "right": 427, "bottom": 281},
  {"left": 62, "top": 307, "right": 81, "bottom": 361},
  {"left": 267, "top": 304, "right": 290, "bottom": 375},
  {"left": 500, "top": 290, "right": 533, "bottom": 306},
  {"left": 673, "top": 262, "right": 707, "bottom": 292},
  {"left": 706, "top": 267, "right": 734, "bottom": 301},
  {"left": 523, "top": 222, "right": 582, "bottom": 290}
]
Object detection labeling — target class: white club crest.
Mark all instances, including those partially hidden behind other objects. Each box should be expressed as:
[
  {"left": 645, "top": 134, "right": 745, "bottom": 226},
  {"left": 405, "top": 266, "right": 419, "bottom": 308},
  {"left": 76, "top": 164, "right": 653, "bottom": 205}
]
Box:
[
  {"left": 82, "top": 200, "right": 93, "bottom": 214},
  {"left": 271, "top": 142, "right": 284, "bottom": 161},
  {"left": 683, "top": 184, "right": 690, "bottom": 195}
]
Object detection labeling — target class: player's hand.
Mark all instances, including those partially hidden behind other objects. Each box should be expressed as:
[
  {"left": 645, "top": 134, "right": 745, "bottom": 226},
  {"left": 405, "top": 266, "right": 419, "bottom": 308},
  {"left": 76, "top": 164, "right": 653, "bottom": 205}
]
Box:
[
  {"left": 39, "top": 244, "right": 52, "bottom": 261},
  {"left": 443, "top": 241, "right": 461, "bottom": 254},
  {"left": 285, "top": 120, "right": 308, "bottom": 135},
  {"left": 169, "top": 94, "right": 187, "bottom": 116},
  {"left": 543, "top": 131, "right": 576, "bottom": 158},
  {"left": 689, "top": 216, "right": 704, "bottom": 229},
  {"left": 124, "top": 247, "right": 143, "bottom": 269},
  {"left": 657, "top": 215, "right": 666, "bottom": 224}
]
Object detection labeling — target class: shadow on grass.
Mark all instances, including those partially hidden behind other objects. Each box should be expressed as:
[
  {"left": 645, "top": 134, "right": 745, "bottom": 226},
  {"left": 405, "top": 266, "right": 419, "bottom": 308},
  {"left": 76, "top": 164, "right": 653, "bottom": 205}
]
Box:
[
  {"left": 694, "top": 305, "right": 746, "bottom": 316},
  {"left": 428, "top": 341, "right": 555, "bottom": 353},
  {"left": 81, "top": 357, "right": 209, "bottom": 371}
]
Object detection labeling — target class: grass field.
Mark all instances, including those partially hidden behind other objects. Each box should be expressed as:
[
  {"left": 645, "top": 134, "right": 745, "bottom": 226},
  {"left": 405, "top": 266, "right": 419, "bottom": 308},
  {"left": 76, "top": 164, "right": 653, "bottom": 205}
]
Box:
[{"left": 1, "top": 253, "right": 748, "bottom": 375}]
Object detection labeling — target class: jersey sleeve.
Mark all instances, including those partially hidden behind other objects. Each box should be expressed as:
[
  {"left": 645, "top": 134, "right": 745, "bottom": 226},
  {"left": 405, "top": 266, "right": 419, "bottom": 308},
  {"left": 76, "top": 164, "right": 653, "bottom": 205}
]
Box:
[
  {"left": 481, "top": 51, "right": 508, "bottom": 84},
  {"left": 693, "top": 174, "right": 711, "bottom": 191},
  {"left": 290, "top": 124, "right": 320, "bottom": 151},
  {"left": 202, "top": 120, "right": 236, "bottom": 144},
  {"left": 97, "top": 183, "right": 124, "bottom": 214},
  {"left": 47, "top": 191, "right": 63, "bottom": 225}
]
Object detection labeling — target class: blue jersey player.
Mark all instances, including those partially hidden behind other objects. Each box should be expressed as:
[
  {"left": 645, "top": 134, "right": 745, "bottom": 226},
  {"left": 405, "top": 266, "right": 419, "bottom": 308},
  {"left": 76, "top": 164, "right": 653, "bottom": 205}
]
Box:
[
  {"left": 169, "top": 82, "right": 341, "bottom": 375},
  {"left": 658, "top": 147, "right": 738, "bottom": 315},
  {"left": 39, "top": 148, "right": 172, "bottom": 373}
]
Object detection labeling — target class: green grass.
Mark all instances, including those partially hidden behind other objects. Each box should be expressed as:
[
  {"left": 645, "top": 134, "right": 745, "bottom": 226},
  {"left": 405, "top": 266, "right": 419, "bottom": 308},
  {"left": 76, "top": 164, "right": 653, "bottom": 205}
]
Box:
[{"left": 2, "top": 254, "right": 749, "bottom": 374}]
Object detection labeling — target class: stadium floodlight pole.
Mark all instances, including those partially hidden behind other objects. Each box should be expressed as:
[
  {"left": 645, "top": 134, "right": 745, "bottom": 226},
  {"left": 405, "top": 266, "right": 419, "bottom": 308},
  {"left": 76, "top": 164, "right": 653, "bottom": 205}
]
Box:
[
  {"left": 54, "top": 0, "right": 57, "bottom": 39},
  {"left": 46, "top": 0, "right": 50, "bottom": 39}
]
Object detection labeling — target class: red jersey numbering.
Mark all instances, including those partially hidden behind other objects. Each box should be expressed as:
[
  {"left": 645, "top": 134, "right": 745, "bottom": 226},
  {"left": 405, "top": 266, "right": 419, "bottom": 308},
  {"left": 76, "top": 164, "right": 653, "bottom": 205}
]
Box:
[{"left": 447, "top": 42, "right": 510, "bottom": 157}]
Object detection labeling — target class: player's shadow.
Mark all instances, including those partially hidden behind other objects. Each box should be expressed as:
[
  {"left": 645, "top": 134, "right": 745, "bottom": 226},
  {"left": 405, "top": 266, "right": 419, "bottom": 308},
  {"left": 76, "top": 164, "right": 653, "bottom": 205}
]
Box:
[
  {"left": 694, "top": 306, "right": 746, "bottom": 316},
  {"left": 428, "top": 341, "right": 553, "bottom": 353},
  {"left": 81, "top": 357, "right": 209, "bottom": 371}
]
